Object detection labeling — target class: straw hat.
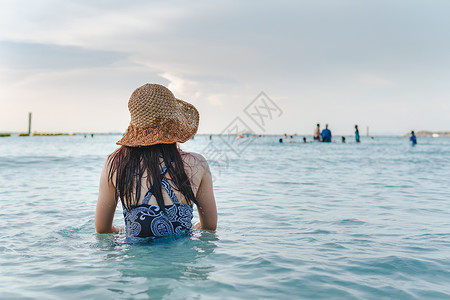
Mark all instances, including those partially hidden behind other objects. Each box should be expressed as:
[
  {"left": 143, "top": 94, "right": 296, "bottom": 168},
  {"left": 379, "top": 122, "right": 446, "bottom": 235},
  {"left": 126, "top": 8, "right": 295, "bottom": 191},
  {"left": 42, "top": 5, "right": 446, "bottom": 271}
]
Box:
[{"left": 117, "top": 84, "right": 199, "bottom": 147}]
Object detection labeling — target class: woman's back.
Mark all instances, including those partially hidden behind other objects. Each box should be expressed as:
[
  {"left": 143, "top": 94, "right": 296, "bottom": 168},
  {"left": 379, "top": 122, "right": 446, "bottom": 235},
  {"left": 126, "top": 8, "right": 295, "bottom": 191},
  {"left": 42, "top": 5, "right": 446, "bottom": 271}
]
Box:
[
  {"left": 130, "top": 152, "right": 205, "bottom": 207},
  {"left": 95, "top": 84, "right": 217, "bottom": 237},
  {"left": 118, "top": 151, "right": 214, "bottom": 238}
]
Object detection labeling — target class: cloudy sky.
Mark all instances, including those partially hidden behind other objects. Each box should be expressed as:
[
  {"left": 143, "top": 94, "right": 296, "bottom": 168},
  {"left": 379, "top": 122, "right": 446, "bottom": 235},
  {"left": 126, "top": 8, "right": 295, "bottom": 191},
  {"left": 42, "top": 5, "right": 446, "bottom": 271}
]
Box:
[{"left": 1, "top": 0, "right": 449, "bottom": 135}]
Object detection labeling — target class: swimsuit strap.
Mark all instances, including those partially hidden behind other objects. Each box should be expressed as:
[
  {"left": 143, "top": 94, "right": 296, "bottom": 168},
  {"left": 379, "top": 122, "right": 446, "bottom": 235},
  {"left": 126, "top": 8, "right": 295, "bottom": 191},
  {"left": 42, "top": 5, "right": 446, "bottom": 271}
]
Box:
[
  {"left": 161, "top": 177, "right": 180, "bottom": 205},
  {"left": 141, "top": 164, "right": 180, "bottom": 205}
]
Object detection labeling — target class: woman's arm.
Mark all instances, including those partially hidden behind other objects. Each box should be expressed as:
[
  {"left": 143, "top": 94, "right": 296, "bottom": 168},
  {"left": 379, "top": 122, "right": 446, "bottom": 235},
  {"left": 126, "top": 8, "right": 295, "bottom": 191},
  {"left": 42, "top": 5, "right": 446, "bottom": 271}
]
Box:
[
  {"left": 95, "top": 159, "right": 120, "bottom": 234},
  {"left": 194, "top": 159, "right": 217, "bottom": 231}
]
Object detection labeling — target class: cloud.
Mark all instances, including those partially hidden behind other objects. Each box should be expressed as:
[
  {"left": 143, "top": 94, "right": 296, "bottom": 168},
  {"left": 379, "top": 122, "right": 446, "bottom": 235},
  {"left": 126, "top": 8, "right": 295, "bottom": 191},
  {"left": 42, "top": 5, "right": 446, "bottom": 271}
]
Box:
[
  {"left": 1, "top": 0, "right": 450, "bottom": 134},
  {"left": 0, "top": 41, "right": 128, "bottom": 70},
  {"left": 159, "top": 72, "right": 202, "bottom": 101},
  {"left": 0, "top": 1, "right": 199, "bottom": 49},
  {"left": 357, "top": 73, "right": 395, "bottom": 87}
]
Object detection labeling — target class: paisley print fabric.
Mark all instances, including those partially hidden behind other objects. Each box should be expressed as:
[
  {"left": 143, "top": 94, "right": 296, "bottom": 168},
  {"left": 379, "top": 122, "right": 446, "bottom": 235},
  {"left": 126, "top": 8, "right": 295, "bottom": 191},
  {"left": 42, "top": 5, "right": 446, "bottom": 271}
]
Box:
[{"left": 122, "top": 165, "right": 194, "bottom": 238}]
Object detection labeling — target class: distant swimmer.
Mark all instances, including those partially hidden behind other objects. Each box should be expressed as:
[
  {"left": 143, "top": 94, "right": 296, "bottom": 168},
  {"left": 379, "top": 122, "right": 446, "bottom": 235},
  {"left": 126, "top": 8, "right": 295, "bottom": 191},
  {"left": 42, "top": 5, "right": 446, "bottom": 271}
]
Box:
[
  {"left": 279, "top": 138, "right": 283, "bottom": 143},
  {"left": 314, "top": 124, "right": 321, "bottom": 141},
  {"left": 321, "top": 124, "right": 332, "bottom": 143},
  {"left": 342, "top": 136, "right": 346, "bottom": 143},
  {"left": 303, "top": 137, "right": 307, "bottom": 143},
  {"left": 410, "top": 131, "right": 417, "bottom": 146},
  {"left": 355, "top": 125, "right": 360, "bottom": 143}
]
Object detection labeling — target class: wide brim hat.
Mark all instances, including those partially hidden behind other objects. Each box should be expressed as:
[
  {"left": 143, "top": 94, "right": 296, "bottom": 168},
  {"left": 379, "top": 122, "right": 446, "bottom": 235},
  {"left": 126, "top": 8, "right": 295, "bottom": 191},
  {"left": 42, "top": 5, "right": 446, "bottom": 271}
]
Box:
[{"left": 117, "top": 83, "right": 199, "bottom": 147}]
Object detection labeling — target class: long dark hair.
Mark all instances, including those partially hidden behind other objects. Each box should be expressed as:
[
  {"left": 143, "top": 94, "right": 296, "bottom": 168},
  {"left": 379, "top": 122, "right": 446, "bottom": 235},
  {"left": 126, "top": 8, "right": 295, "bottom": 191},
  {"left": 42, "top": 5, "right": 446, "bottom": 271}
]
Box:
[{"left": 107, "top": 143, "right": 197, "bottom": 211}]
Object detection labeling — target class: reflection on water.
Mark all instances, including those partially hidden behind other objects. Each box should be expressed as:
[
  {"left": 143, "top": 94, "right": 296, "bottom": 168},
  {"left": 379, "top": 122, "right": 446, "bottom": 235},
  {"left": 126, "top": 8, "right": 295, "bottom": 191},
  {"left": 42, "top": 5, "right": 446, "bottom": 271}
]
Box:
[
  {"left": 1, "top": 135, "right": 450, "bottom": 299},
  {"left": 94, "top": 230, "right": 218, "bottom": 298}
]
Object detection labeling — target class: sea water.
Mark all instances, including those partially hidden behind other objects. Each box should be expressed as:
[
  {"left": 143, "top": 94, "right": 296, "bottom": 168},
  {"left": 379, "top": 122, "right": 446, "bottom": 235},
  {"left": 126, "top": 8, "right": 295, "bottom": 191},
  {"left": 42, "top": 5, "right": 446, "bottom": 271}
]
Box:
[{"left": 0, "top": 134, "right": 449, "bottom": 299}]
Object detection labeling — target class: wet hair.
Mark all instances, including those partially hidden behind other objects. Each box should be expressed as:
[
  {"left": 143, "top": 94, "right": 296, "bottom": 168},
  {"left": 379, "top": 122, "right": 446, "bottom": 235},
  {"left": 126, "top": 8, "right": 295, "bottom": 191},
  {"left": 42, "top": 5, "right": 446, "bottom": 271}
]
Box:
[{"left": 107, "top": 144, "right": 197, "bottom": 211}]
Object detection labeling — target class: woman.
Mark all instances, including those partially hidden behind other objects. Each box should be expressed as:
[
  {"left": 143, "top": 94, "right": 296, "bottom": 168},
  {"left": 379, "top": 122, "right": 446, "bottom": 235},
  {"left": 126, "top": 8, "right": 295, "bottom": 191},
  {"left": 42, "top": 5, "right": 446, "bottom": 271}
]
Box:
[
  {"left": 314, "top": 124, "right": 321, "bottom": 141},
  {"left": 95, "top": 84, "right": 217, "bottom": 238}
]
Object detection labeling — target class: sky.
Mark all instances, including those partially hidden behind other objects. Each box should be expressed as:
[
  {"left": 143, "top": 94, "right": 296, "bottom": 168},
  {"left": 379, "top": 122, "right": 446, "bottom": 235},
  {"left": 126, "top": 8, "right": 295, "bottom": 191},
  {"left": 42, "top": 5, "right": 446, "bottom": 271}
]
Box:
[{"left": 1, "top": 0, "right": 449, "bottom": 135}]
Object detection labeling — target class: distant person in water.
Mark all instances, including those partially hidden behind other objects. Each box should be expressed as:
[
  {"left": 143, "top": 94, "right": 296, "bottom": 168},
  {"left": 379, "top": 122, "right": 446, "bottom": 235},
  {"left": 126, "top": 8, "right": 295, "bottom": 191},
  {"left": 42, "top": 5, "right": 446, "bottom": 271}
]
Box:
[
  {"left": 314, "top": 124, "right": 321, "bottom": 141},
  {"left": 355, "top": 125, "right": 360, "bottom": 143},
  {"left": 341, "top": 136, "right": 346, "bottom": 143},
  {"left": 303, "top": 137, "right": 307, "bottom": 143},
  {"left": 321, "top": 124, "right": 332, "bottom": 143},
  {"left": 279, "top": 138, "right": 283, "bottom": 143},
  {"left": 410, "top": 131, "right": 417, "bottom": 146}
]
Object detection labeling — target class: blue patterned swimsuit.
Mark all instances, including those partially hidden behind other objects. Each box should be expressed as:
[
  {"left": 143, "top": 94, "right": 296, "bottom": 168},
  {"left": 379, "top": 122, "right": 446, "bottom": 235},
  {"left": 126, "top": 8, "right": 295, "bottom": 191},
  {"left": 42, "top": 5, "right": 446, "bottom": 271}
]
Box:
[{"left": 122, "top": 166, "right": 193, "bottom": 238}]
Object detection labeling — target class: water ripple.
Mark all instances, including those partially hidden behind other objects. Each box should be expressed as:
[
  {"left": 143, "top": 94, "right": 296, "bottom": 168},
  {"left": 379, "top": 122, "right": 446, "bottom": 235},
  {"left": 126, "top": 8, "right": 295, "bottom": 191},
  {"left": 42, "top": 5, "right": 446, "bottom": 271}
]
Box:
[{"left": 1, "top": 135, "right": 450, "bottom": 299}]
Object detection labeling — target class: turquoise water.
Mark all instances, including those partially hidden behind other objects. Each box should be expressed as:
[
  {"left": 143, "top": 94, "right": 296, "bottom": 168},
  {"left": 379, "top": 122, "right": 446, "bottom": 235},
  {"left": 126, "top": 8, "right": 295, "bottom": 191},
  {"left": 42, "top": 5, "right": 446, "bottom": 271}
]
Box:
[{"left": 1, "top": 134, "right": 449, "bottom": 299}]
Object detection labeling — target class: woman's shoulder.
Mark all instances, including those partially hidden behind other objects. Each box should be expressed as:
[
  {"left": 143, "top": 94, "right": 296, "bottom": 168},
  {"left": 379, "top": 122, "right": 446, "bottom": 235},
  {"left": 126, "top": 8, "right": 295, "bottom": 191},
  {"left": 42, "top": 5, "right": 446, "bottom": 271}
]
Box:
[
  {"left": 180, "top": 151, "right": 208, "bottom": 166},
  {"left": 180, "top": 151, "right": 211, "bottom": 175}
]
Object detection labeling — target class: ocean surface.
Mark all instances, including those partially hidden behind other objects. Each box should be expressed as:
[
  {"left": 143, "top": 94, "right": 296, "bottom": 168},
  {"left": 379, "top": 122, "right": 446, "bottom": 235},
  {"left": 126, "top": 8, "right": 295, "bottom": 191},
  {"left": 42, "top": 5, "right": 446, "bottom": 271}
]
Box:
[{"left": 0, "top": 134, "right": 449, "bottom": 299}]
